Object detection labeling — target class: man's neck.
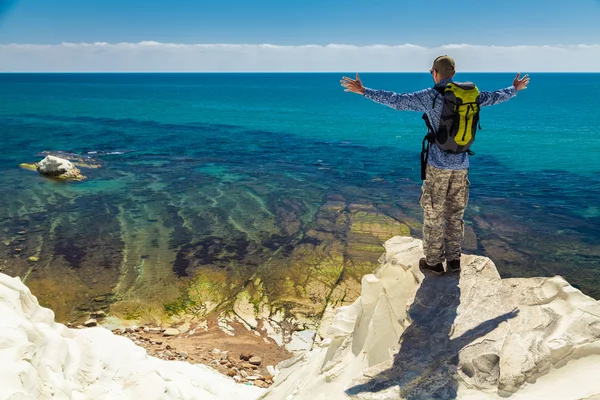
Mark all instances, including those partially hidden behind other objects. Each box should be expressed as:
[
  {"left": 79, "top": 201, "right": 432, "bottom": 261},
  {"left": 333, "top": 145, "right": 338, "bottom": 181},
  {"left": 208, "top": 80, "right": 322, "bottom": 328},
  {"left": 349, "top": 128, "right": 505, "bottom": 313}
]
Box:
[{"left": 435, "top": 77, "right": 453, "bottom": 87}]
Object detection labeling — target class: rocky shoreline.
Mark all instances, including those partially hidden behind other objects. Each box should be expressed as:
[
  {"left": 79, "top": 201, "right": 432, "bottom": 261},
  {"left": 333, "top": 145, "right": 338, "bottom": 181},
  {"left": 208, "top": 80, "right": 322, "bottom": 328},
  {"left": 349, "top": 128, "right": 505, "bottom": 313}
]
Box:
[{"left": 66, "top": 314, "right": 293, "bottom": 389}]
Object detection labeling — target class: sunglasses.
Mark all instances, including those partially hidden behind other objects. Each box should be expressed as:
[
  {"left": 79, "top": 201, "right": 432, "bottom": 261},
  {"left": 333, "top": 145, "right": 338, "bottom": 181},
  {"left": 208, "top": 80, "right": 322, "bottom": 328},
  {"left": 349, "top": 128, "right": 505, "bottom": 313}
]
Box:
[{"left": 429, "top": 69, "right": 436, "bottom": 75}]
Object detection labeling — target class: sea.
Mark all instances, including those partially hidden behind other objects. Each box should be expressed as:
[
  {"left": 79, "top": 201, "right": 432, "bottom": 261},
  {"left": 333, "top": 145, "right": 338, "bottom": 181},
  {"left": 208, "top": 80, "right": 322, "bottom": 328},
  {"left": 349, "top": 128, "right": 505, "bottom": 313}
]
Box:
[{"left": 1, "top": 72, "right": 599, "bottom": 315}]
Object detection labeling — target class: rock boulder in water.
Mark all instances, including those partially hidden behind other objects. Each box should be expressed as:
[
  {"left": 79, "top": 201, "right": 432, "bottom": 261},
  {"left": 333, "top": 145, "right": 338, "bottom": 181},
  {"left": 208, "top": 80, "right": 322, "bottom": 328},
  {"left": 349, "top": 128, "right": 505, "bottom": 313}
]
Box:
[
  {"left": 22, "top": 155, "right": 85, "bottom": 181},
  {"left": 38, "top": 155, "right": 74, "bottom": 175}
]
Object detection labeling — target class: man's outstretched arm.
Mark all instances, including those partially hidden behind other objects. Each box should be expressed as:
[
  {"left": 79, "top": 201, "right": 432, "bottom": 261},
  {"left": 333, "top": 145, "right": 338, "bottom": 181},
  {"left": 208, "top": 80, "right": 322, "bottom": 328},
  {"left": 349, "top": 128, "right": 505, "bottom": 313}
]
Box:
[
  {"left": 479, "top": 73, "right": 530, "bottom": 107},
  {"left": 341, "top": 73, "right": 432, "bottom": 112}
]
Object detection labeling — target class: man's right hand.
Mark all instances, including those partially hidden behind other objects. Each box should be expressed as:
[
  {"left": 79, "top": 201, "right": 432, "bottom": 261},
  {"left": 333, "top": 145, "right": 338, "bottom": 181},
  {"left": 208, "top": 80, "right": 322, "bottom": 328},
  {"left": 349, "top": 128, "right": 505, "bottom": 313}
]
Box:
[
  {"left": 341, "top": 73, "right": 366, "bottom": 95},
  {"left": 513, "top": 73, "right": 530, "bottom": 92}
]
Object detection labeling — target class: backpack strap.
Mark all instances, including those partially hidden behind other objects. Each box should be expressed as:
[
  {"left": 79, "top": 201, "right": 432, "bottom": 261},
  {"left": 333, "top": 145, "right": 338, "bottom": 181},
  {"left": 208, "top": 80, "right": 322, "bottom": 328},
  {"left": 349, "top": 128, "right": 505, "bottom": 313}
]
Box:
[
  {"left": 431, "top": 85, "right": 445, "bottom": 109},
  {"left": 421, "top": 114, "right": 435, "bottom": 180},
  {"left": 421, "top": 88, "right": 444, "bottom": 179}
]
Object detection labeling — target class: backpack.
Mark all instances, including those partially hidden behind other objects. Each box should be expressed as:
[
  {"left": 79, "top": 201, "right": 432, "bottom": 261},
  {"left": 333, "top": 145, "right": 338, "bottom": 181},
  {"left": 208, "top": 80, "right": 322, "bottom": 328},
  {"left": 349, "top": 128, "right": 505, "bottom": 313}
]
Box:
[{"left": 420, "top": 82, "right": 481, "bottom": 180}]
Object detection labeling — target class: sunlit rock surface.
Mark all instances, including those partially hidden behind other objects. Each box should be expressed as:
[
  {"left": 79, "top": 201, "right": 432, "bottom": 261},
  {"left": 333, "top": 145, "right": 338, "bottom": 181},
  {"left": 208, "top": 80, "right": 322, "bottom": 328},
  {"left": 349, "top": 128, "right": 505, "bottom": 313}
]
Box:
[
  {"left": 262, "top": 236, "right": 600, "bottom": 400},
  {"left": 20, "top": 155, "right": 85, "bottom": 181},
  {"left": 0, "top": 273, "right": 264, "bottom": 400}
]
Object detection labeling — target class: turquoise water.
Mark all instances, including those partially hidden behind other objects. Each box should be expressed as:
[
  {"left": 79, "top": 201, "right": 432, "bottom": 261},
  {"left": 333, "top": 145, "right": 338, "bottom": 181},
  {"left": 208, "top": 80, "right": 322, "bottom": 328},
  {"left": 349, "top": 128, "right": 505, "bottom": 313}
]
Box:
[{"left": 1, "top": 73, "right": 599, "bottom": 306}]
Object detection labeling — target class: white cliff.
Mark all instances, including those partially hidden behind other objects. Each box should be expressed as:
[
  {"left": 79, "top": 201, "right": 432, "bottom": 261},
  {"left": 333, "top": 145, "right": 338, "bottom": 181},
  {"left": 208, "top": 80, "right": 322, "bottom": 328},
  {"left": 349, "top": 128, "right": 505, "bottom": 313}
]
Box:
[
  {"left": 2, "top": 236, "right": 600, "bottom": 400},
  {"left": 0, "top": 273, "right": 264, "bottom": 400},
  {"left": 262, "top": 236, "right": 600, "bottom": 400}
]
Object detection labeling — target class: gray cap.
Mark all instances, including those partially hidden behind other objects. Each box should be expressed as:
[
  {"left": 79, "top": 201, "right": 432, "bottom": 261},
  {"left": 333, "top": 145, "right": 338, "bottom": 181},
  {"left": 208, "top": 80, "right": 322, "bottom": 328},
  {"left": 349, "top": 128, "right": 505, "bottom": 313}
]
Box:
[{"left": 432, "top": 55, "right": 455, "bottom": 72}]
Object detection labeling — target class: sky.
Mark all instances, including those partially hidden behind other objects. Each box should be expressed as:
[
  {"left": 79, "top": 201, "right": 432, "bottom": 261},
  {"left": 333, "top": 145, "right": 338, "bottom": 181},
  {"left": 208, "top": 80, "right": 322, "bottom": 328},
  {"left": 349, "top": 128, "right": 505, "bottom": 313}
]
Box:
[{"left": 1, "top": 0, "right": 600, "bottom": 72}]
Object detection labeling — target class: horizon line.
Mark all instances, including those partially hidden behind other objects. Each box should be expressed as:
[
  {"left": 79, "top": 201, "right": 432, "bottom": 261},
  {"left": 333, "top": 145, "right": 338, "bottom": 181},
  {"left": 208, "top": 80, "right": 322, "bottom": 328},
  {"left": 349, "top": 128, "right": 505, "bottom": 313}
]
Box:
[
  {"left": 2, "top": 41, "right": 600, "bottom": 47},
  {"left": 1, "top": 71, "right": 600, "bottom": 74}
]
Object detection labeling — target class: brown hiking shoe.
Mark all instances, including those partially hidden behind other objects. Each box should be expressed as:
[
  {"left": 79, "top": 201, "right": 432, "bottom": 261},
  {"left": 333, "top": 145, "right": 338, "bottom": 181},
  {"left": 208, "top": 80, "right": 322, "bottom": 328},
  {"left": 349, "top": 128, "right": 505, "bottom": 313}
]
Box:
[
  {"left": 419, "top": 257, "right": 444, "bottom": 275},
  {"left": 447, "top": 259, "right": 461, "bottom": 273}
]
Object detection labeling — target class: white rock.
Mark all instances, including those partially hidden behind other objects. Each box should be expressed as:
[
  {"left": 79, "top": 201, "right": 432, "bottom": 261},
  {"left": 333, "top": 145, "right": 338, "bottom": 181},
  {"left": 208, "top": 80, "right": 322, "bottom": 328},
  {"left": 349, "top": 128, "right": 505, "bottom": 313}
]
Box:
[
  {"left": 233, "top": 292, "right": 259, "bottom": 330},
  {"left": 163, "top": 328, "right": 179, "bottom": 337},
  {"left": 285, "top": 330, "right": 316, "bottom": 352},
  {"left": 90, "top": 310, "right": 106, "bottom": 318},
  {"left": 0, "top": 273, "right": 265, "bottom": 400},
  {"left": 37, "top": 155, "right": 74, "bottom": 176},
  {"left": 84, "top": 319, "right": 97, "bottom": 327},
  {"left": 262, "top": 236, "right": 600, "bottom": 400}
]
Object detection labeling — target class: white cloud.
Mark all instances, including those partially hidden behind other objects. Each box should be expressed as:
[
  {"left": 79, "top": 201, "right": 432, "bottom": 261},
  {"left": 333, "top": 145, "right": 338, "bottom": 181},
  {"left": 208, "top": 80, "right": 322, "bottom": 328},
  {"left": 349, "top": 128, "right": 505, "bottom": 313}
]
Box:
[{"left": 1, "top": 42, "right": 600, "bottom": 72}]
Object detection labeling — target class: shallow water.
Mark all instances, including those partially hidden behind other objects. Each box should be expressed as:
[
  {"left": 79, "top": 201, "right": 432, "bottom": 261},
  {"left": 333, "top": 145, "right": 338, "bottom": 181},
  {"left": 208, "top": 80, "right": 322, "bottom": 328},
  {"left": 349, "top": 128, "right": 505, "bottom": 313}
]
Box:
[{"left": 1, "top": 73, "right": 599, "bottom": 320}]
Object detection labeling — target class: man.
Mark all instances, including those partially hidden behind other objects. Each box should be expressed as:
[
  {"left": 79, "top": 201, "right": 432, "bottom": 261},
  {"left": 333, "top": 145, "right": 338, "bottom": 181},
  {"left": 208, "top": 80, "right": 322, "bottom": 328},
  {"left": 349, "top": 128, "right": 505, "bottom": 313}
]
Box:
[{"left": 341, "top": 55, "right": 529, "bottom": 275}]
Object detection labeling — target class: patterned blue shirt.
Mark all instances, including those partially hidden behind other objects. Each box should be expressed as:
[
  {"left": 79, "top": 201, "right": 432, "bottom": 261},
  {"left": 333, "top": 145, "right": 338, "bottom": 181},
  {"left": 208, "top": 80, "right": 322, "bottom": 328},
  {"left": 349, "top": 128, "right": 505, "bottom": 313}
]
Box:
[{"left": 363, "top": 78, "right": 517, "bottom": 170}]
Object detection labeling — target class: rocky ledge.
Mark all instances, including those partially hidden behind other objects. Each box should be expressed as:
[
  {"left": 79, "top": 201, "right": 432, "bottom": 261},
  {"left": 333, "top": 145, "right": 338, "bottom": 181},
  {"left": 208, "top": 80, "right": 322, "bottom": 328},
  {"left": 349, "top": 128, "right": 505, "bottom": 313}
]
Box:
[
  {"left": 262, "top": 236, "right": 600, "bottom": 400},
  {"left": 0, "top": 272, "right": 265, "bottom": 399}
]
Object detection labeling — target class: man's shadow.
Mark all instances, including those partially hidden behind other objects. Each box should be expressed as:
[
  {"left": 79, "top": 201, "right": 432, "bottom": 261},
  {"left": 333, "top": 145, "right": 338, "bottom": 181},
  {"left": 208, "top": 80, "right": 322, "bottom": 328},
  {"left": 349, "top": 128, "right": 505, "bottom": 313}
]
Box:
[{"left": 345, "top": 270, "right": 519, "bottom": 399}]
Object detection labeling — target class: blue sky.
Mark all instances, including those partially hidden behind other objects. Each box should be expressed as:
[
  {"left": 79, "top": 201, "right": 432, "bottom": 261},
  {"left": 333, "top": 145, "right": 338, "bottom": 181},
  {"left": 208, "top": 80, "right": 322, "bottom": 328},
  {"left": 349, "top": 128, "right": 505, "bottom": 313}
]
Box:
[
  {"left": 1, "top": 0, "right": 600, "bottom": 71},
  {"left": 1, "top": 0, "right": 600, "bottom": 46}
]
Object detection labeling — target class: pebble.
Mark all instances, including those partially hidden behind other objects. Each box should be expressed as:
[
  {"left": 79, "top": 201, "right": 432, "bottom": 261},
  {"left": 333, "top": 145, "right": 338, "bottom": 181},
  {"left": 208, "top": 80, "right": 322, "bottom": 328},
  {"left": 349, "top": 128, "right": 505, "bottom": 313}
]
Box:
[
  {"left": 163, "top": 328, "right": 180, "bottom": 337},
  {"left": 254, "top": 380, "right": 269, "bottom": 389},
  {"left": 148, "top": 327, "right": 162, "bottom": 333},
  {"left": 211, "top": 348, "right": 221, "bottom": 356},
  {"left": 220, "top": 351, "right": 229, "bottom": 361},
  {"left": 84, "top": 319, "right": 97, "bottom": 327},
  {"left": 179, "top": 351, "right": 188, "bottom": 359},
  {"left": 91, "top": 310, "right": 106, "bottom": 318},
  {"left": 249, "top": 356, "right": 262, "bottom": 366},
  {"left": 239, "top": 352, "right": 252, "bottom": 361}
]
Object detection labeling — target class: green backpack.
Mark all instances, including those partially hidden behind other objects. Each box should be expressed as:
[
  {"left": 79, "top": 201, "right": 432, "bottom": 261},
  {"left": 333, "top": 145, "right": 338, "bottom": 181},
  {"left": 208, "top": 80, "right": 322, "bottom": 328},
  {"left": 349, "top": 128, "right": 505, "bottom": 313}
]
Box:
[{"left": 421, "top": 82, "right": 481, "bottom": 179}]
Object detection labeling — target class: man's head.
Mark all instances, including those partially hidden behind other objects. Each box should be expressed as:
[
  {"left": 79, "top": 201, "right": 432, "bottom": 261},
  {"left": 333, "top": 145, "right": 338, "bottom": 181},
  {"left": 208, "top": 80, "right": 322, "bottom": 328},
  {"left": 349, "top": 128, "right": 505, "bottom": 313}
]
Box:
[{"left": 430, "top": 55, "right": 455, "bottom": 83}]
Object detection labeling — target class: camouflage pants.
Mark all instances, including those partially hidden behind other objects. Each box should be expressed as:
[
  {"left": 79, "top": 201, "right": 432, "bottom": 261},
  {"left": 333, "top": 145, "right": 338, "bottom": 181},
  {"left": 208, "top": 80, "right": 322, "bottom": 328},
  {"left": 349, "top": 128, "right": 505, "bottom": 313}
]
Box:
[{"left": 419, "top": 164, "right": 470, "bottom": 265}]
